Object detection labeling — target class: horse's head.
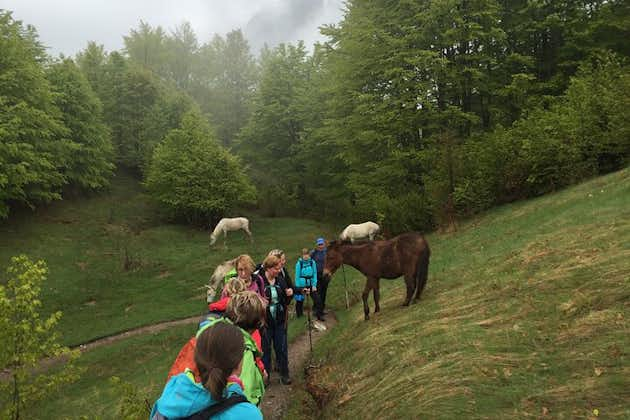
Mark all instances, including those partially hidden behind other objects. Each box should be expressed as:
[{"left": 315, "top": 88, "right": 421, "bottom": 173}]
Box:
[{"left": 323, "top": 240, "right": 344, "bottom": 277}]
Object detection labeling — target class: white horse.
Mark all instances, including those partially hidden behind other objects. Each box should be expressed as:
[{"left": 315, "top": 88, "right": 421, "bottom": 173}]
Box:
[
  {"left": 339, "top": 221, "right": 380, "bottom": 243},
  {"left": 209, "top": 217, "right": 253, "bottom": 246},
  {"left": 206, "top": 258, "right": 236, "bottom": 302}
]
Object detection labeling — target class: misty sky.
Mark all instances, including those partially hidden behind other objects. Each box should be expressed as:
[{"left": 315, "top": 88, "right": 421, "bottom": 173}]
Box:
[{"left": 2, "top": 0, "right": 345, "bottom": 56}]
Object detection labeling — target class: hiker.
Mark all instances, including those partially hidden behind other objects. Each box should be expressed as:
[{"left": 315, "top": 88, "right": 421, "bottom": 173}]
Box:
[
  {"left": 208, "top": 277, "right": 246, "bottom": 314},
  {"left": 166, "top": 291, "right": 267, "bottom": 406},
  {"left": 151, "top": 322, "right": 262, "bottom": 420},
  {"left": 294, "top": 247, "right": 324, "bottom": 321},
  {"left": 310, "top": 237, "right": 328, "bottom": 316},
  {"left": 259, "top": 254, "right": 293, "bottom": 385},
  {"left": 222, "top": 254, "right": 265, "bottom": 300}
]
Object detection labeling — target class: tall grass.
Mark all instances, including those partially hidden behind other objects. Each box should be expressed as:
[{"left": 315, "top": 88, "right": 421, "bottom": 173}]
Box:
[{"left": 310, "top": 169, "right": 629, "bottom": 419}]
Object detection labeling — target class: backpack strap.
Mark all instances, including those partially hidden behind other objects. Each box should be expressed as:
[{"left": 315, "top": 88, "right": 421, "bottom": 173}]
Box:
[{"left": 185, "top": 394, "right": 249, "bottom": 419}]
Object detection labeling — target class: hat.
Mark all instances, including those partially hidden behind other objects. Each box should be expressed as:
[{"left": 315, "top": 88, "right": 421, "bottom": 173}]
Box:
[{"left": 316, "top": 237, "right": 325, "bottom": 245}]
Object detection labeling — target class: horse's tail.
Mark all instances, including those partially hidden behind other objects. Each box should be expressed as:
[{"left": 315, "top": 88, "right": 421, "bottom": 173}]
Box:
[{"left": 413, "top": 241, "right": 430, "bottom": 299}]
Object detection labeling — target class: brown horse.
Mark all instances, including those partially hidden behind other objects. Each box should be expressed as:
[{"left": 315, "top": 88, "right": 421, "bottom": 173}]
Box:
[{"left": 323, "top": 232, "right": 430, "bottom": 320}]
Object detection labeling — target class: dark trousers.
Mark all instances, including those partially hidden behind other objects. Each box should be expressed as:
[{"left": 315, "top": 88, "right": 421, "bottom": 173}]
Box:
[
  {"left": 318, "top": 272, "right": 330, "bottom": 309},
  {"left": 295, "top": 289, "right": 323, "bottom": 318},
  {"left": 262, "top": 321, "right": 289, "bottom": 378}
]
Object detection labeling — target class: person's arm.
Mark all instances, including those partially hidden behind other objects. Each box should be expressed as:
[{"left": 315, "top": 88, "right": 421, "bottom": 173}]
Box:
[{"left": 312, "top": 260, "right": 318, "bottom": 290}]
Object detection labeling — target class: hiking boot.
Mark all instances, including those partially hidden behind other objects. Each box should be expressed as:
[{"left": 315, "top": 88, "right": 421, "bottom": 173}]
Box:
[
  {"left": 280, "top": 376, "right": 292, "bottom": 385},
  {"left": 317, "top": 315, "right": 325, "bottom": 322}
]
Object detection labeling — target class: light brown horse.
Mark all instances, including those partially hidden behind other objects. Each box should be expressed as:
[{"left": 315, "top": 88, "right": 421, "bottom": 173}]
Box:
[{"left": 323, "top": 232, "right": 430, "bottom": 320}]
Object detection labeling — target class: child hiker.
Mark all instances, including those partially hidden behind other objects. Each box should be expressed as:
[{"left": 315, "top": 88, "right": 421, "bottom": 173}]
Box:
[
  {"left": 294, "top": 248, "right": 324, "bottom": 321},
  {"left": 150, "top": 322, "right": 262, "bottom": 419}
]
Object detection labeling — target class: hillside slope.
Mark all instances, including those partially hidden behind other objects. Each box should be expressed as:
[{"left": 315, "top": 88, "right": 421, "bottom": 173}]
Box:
[{"left": 310, "top": 169, "right": 629, "bottom": 419}]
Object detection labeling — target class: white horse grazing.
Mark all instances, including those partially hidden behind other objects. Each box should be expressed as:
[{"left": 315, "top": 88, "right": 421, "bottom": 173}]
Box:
[
  {"left": 206, "top": 258, "right": 236, "bottom": 302},
  {"left": 209, "top": 217, "right": 252, "bottom": 246},
  {"left": 339, "top": 221, "right": 380, "bottom": 243}
]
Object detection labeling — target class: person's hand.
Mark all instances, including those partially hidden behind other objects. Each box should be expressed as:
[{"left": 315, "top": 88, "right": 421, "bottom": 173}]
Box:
[
  {"left": 312, "top": 287, "right": 317, "bottom": 292},
  {"left": 304, "top": 288, "right": 310, "bottom": 295},
  {"left": 286, "top": 288, "right": 294, "bottom": 297}
]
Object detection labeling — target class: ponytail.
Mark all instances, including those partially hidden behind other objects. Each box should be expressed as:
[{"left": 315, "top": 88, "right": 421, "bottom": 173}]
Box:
[{"left": 195, "top": 323, "right": 244, "bottom": 400}]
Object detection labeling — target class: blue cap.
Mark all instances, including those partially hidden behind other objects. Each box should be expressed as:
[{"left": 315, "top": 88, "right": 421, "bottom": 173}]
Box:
[{"left": 316, "top": 237, "right": 325, "bottom": 245}]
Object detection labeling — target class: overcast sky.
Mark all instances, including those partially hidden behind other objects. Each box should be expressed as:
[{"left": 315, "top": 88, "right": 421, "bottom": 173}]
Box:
[{"left": 2, "top": 0, "right": 345, "bottom": 56}]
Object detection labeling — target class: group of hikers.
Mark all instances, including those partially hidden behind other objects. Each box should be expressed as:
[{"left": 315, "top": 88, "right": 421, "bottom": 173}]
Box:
[{"left": 150, "top": 237, "right": 329, "bottom": 419}]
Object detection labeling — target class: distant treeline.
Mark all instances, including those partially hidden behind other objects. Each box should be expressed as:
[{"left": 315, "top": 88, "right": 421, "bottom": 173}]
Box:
[{"left": 1, "top": 1, "right": 629, "bottom": 231}]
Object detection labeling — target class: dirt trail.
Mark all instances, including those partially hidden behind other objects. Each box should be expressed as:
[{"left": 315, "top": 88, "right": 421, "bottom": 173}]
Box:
[
  {"left": 72, "top": 315, "right": 202, "bottom": 352},
  {"left": 261, "top": 313, "right": 336, "bottom": 420},
  {"left": 68, "top": 311, "right": 337, "bottom": 420}
]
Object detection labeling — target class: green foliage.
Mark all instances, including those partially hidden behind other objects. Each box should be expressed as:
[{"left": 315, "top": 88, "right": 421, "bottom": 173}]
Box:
[
  {"left": 0, "top": 11, "right": 68, "bottom": 217},
  {"left": 195, "top": 29, "right": 258, "bottom": 147},
  {"left": 237, "top": 42, "right": 311, "bottom": 215},
  {"left": 109, "top": 376, "right": 151, "bottom": 419},
  {"left": 0, "top": 255, "right": 81, "bottom": 420},
  {"left": 145, "top": 110, "right": 256, "bottom": 224},
  {"left": 46, "top": 58, "right": 115, "bottom": 191}
]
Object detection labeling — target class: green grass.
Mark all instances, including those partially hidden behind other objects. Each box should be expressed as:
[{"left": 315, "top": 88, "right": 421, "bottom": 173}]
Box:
[
  {"left": 5, "top": 169, "right": 629, "bottom": 419},
  {"left": 307, "top": 169, "right": 630, "bottom": 419},
  {"left": 0, "top": 171, "right": 337, "bottom": 346}
]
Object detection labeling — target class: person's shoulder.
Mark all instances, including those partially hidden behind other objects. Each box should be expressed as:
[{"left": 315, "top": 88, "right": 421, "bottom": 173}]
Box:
[{"left": 224, "top": 402, "right": 262, "bottom": 420}]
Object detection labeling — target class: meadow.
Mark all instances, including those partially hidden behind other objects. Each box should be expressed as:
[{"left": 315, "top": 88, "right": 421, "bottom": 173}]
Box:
[
  {"left": 309, "top": 169, "right": 629, "bottom": 419},
  {"left": 2, "top": 169, "right": 628, "bottom": 418}
]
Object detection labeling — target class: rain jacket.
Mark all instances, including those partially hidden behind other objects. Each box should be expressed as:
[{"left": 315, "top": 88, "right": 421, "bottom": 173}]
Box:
[{"left": 150, "top": 370, "right": 262, "bottom": 420}]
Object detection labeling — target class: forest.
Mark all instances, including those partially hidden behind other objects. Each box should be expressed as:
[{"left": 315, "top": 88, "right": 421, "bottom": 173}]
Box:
[{"left": 1, "top": 1, "right": 629, "bottom": 230}]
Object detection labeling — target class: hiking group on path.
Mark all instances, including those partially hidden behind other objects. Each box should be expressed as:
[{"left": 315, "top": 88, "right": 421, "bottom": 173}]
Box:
[{"left": 150, "top": 238, "right": 330, "bottom": 419}]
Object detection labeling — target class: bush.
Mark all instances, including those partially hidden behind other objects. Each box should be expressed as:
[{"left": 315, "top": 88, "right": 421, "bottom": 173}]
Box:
[{"left": 145, "top": 110, "right": 256, "bottom": 225}]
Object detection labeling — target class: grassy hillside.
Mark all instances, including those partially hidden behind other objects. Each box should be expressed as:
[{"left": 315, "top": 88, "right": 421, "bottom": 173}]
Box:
[
  {"left": 1, "top": 171, "right": 365, "bottom": 418},
  {"left": 0, "top": 171, "right": 338, "bottom": 346},
  {"left": 308, "top": 169, "right": 629, "bottom": 419}
]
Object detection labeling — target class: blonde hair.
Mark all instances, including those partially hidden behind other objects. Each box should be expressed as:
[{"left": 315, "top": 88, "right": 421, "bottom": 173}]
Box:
[
  {"left": 224, "top": 277, "right": 246, "bottom": 297},
  {"left": 226, "top": 291, "right": 266, "bottom": 331},
  {"left": 235, "top": 254, "right": 255, "bottom": 273},
  {"left": 301, "top": 248, "right": 309, "bottom": 256},
  {"left": 267, "top": 249, "right": 284, "bottom": 258},
  {"left": 262, "top": 254, "right": 281, "bottom": 269}
]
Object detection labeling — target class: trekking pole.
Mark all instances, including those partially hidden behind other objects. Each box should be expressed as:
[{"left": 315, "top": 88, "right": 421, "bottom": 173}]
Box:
[
  {"left": 342, "top": 264, "right": 350, "bottom": 309},
  {"left": 305, "top": 288, "right": 313, "bottom": 353}
]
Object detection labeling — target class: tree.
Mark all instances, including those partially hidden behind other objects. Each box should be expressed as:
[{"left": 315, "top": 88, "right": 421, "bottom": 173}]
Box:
[
  {"left": 123, "top": 20, "right": 168, "bottom": 74},
  {"left": 237, "top": 42, "right": 310, "bottom": 214},
  {"left": 145, "top": 110, "right": 256, "bottom": 224},
  {"left": 0, "top": 11, "right": 69, "bottom": 218},
  {"left": 0, "top": 255, "right": 80, "bottom": 420},
  {"left": 46, "top": 58, "right": 115, "bottom": 191},
  {"left": 195, "top": 30, "right": 258, "bottom": 147}
]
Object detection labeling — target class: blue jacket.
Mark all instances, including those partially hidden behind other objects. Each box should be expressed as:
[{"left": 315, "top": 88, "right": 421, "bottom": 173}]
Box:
[
  {"left": 294, "top": 258, "right": 318, "bottom": 292},
  {"left": 150, "top": 371, "right": 262, "bottom": 420}
]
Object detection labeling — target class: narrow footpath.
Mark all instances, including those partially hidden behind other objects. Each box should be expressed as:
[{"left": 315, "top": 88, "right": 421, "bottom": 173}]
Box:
[{"left": 261, "top": 313, "right": 336, "bottom": 419}]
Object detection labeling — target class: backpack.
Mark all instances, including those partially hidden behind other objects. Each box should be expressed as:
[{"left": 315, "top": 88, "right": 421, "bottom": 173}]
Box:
[
  {"left": 151, "top": 394, "right": 249, "bottom": 420},
  {"left": 299, "top": 259, "right": 316, "bottom": 286},
  {"left": 186, "top": 394, "right": 249, "bottom": 420}
]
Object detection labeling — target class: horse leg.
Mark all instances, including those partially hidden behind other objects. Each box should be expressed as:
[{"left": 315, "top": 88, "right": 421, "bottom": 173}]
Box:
[
  {"left": 373, "top": 279, "right": 381, "bottom": 313},
  {"left": 244, "top": 227, "right": 253, "bottom": 243},
  {"left": 403, "top": 274, "right": 414, "bottom": 306},
  {"left": 362, "top": 280, "right": 372, "bottom": 320},
  {"left": 414, "top": 252, "right": 430, "bottom": 301}
]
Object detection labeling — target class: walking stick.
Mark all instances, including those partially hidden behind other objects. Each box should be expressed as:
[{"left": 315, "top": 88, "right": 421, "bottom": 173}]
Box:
[
  {"left": 305, "top": 287, "right": 313, "bottom": 353},
  {"left": 342, "top": 264, "right": 350, "bottom": 309}
]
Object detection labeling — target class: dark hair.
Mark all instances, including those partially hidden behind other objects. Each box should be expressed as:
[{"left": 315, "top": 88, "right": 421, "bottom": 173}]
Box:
[{"left": 195, "top": 322, "right": 244, "bottom": 401}]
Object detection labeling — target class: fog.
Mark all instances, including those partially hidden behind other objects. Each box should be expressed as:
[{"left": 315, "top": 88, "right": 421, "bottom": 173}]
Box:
[{"left": 2, "top": 0, "right": 345, "bottom": 56}]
